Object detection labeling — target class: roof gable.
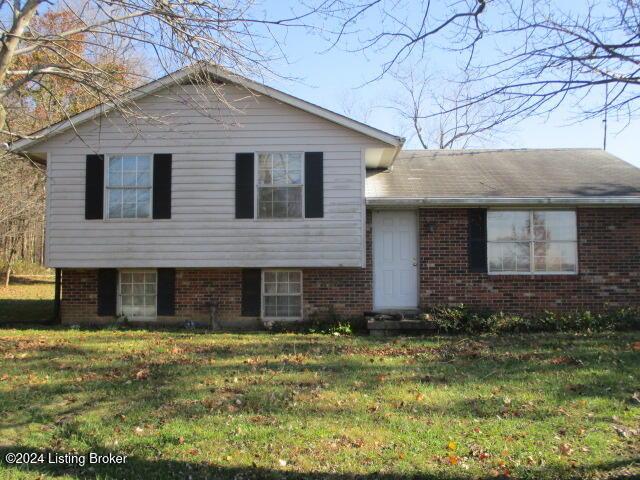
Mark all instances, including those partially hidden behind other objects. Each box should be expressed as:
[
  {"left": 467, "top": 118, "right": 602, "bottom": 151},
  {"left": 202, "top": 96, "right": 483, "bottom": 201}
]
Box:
[{"left": 10, "top": 64, "right": 403, "bottom": 156}]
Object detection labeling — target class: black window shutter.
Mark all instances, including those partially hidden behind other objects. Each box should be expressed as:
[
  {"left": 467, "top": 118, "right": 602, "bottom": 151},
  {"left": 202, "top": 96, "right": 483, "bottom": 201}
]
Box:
[
  {"left": 235, "top": 153, "right": 254, "bottom": 219},
  {"left": 85, "top": 154, "right": 104, "bottom": 219},
  {"left": 97, "top": 268, "right": 117, "bottom": 316},
  {"left": 468, "top": 209, "right": 488, "bottom": 273},
  {"left": 304, "top": 152, "right": 324, "bottom": 218},
  {"left": 241, "top": 269, "right": 261, "bottom": 316},
  {"left": 153, "top": 154, "right": 172, "bottom": 219},
  {"left": 157, "top": 268, "right": 176, "bottom": 316}
]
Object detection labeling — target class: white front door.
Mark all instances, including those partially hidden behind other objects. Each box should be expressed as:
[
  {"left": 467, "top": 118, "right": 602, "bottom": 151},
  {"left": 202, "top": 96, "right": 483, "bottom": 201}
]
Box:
[{"left": 373, "top": 210, "right": 418, "bottom": 310}]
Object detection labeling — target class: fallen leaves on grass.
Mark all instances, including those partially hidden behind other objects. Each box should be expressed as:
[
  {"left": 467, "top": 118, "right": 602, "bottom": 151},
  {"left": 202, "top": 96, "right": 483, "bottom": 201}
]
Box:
[
  {"left": 326, "top": 435, "right": 365, "bottom": 450},
  {"left": 613, "top": 424, "right": 640, "bottom": 438},
  {"left": 469, "top": 444, "right": 490, "bottom": 461},
  {"left": 134, "top": 368, "right": 150, "bottom": 380},
  {"left": 549, "top": 356, "right": 584, "bottom": 366},
  {"left": 558, "top": 443, "right": 573, "bottom": 456},
  {"left": 447, "top": 454, "right": 459, "bottom": 465},
  {"left": 0, "top": 337, "right": 69, "bottom": 355},
  {"left": 434, "top": 339, "right": 489, "bottom": 361}
]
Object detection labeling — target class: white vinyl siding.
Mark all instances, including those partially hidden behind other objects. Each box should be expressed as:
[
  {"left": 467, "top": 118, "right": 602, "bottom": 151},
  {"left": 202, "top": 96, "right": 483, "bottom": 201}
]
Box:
[
  {"left": 487, "top": 210, "right": 578, "bottom": 274},
  {"left": 39, "top": 83, "right": 385, "bottom": 268}
]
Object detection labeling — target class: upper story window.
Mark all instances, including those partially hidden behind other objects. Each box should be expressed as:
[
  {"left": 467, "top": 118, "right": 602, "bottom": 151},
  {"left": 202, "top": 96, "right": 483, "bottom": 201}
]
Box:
[
  {"left": 257, "top": 152, "right": 303, "bottom": 219},
  {"left": 107, "top": 155, "right": 152, "bottom": 219},
  {"left": 487, "top": 210, "right": 577, "bottom": 274}
]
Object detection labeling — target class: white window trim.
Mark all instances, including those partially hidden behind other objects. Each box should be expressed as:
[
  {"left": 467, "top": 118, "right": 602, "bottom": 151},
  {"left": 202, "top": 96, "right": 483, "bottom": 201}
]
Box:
[
  {"left": 487, "top": 209, "right": 579, "bottom": 276},
  {"left": 261, "top": 269, "right": 303, "bottom": 320},
  {"left": 117, "top": 269, "right": 158, "bottom": 321},
  {"left": 254, "top": 152, "right": 305, "bottom": 220},
  {"left": 104, "top": 154, "right": 154, "bottom": 221}
]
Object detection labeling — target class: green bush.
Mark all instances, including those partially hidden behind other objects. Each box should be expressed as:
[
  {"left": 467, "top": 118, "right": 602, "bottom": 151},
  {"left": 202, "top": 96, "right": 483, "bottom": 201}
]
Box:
[
  {"left": 265, "top": 306, "right": 365, "bottom": 335},
  {"left": 425, "top": 304, "right": 640, "bottom": 334}
]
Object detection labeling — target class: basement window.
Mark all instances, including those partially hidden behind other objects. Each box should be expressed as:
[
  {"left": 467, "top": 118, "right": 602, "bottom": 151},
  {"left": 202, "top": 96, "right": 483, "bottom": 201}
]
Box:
[
  {"left": 262, "top": 270, "right": 302, "bottom": 319},
  {"left": 119, "top": 270, "right": 157, "bottom": 320}
]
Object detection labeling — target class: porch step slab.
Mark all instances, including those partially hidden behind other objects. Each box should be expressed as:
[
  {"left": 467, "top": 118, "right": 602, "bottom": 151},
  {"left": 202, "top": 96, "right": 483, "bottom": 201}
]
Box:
[{"left": 367, "top": 318, "right": 438, "bottom": 337}]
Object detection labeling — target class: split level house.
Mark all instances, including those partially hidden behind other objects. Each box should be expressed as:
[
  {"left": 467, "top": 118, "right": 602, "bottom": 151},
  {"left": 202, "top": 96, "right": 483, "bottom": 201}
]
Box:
[{"left": 12, "top": 64, "right": 640, "bottom": 328}]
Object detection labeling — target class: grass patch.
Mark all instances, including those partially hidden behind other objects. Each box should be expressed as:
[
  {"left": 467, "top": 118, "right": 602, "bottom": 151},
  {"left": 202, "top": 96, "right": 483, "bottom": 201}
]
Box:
[
  {"left": 0, "top": 276, "right": 54, "bottom": 324},
  {"left": 0, "top": 260, "right": 52, "bottom": 277},
  {"left": 0, "top": 328, "right": 638, "bottom": 479}
]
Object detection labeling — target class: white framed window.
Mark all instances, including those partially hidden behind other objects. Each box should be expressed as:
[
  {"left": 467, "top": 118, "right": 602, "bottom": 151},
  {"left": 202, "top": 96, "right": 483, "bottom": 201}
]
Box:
[
  {"left": 262, "top": 270, "right": 302, "bottom": 319},
  {"left": 118, "top": 270, "right": 157, "bottom": 320},
  {"left": 106, "top": 155, "right": 152, "bottom": 219},
  {"left": 257, "top": 152, "right": 303, "bottom": 219},
  {"left": 487, "top": 210, "right": 578, "bottom": 274}
]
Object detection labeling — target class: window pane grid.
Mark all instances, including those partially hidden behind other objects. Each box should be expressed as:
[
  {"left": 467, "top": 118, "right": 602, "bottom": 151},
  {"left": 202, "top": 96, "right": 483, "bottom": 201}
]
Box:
[
  {"left": 257, "top": 153, "right": 303, "bottom": 219},
  {"left": 120, "top": 271, "right": 157, "bottom": 319},
  {"left": 107, "top": 155, "right": 152, "bottom": 219},
  {"left": 488, "top": 211, "right": 577, "bottom": 274},
  {"left": 263, "top": 271, "right": 302, "bottom": 318}
]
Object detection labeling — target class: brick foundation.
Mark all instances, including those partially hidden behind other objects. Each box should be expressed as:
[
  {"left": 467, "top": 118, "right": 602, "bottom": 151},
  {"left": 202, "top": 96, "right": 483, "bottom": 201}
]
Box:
[
  {"left": 60, "top": 269, "right": 99, "bottom": 324},
  {"left": 419, "top": 208, "right": 640, "bottom": 313},
  {"left": 173, "top": 268, "right": 246, "bottom": 327},
  {"left": 303, "top": 211, "right": 373, "bottom": 317},
  {"left": 59, "top": 208, "right": 640, "bottom": 325},
  {"left": 59, "top": 213, "right": 372, "bottom": 326}
]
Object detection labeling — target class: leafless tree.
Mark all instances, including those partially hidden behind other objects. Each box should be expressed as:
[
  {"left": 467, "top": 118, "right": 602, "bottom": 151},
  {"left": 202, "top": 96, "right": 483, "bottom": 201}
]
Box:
[
  {"left": 324, "top": 0, "right": 640, "bottom": 126},
  {"left": 0, "top": 154, "right": 45, "bottom": 285},
  {"left": 0, "top": 0, "right": 333, "bottom": 142},
  {"left": 387, "top": 69, "right": 509, "bottom": 149},
  {"left": 339, "top": 89, "right": 375, "bottom": 124}
]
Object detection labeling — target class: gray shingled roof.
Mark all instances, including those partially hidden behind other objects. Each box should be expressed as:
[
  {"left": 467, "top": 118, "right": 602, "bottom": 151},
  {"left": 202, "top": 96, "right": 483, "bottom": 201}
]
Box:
[{"left": 366, "top": 148, "right": 640, "bottom": 205}]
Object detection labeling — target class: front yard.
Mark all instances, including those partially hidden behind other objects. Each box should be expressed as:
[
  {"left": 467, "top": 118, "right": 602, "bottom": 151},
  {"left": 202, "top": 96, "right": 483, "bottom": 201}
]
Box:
[
  {"left": 0, "top": 326, "right": 638, "bottom": 479},
  {"left": 0, "top": 276, "right": 54, "bottom": 323}
]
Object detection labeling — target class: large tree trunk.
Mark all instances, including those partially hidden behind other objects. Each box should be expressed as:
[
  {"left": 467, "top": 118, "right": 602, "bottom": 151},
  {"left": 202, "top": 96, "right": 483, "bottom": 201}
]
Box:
[{"left": 0, "top": 0, "right": 41, "bottom": 129}]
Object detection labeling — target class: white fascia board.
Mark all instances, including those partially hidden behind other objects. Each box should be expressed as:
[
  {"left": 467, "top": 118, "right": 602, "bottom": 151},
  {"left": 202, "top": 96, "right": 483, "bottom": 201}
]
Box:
[{"left": 366, "top": 196, "right": 640, "bottom": 207}]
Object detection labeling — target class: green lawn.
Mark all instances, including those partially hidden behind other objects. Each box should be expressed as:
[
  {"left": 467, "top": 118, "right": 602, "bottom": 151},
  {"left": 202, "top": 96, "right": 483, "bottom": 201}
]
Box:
[
  {"left": 0, "top": 276, "right": 54, "bottom": 323},
  {"left": 0, "top": 327, "right": 638, "bottom": 479}
]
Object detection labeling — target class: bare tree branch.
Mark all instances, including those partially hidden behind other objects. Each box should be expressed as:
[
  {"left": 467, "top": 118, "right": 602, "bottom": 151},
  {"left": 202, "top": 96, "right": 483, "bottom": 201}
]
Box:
[{"left": 326, "top": 0, "right": 640, "bottom": 125}]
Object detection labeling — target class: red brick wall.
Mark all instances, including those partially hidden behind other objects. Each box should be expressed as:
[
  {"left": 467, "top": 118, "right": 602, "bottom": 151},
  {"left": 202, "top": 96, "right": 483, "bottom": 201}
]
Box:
[
  {"left": 303, "top": 212, "right": 373, "bottom": 317},
  {"left": 419, "top": 208, "right": 640, "bottom": 313},
  {"left": 174, "top": 268, "right": 244, "bottom": 324},
  {"left": 60, "top": 269, "right": 98, "bottom": 323}
]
